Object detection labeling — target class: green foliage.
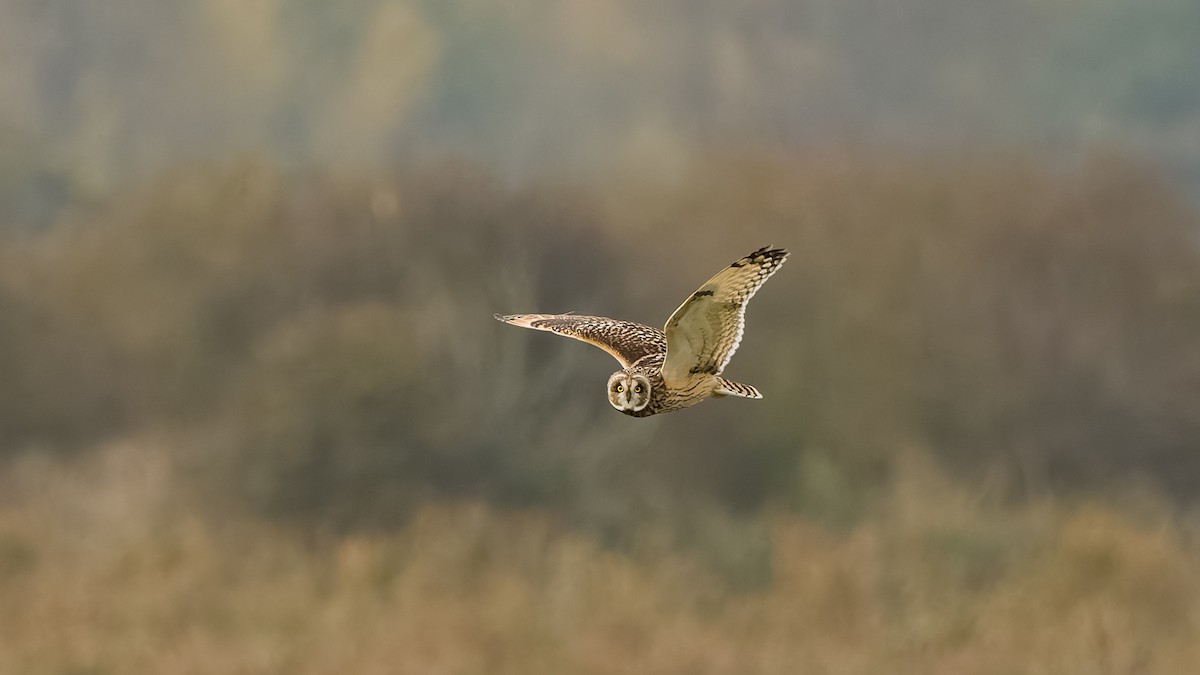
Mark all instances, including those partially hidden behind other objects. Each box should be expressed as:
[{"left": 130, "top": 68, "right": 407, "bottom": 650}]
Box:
[
  {"left": 2, "top": 153, "right": 1200, "bottom": 534},
  {"left": 0, "top": 127, "right": 74, "bottom": 230},
  {"left": 216, "top": 303, "right": 426, "bottom": 526},
  {"left": 3, "top": 1, "right": 1199, "bottom": 196}
]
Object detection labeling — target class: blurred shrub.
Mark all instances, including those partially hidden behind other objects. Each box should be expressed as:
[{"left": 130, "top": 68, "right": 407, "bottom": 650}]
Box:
[
  {"left": 0, "top": 127, "right": 75, "bottom": 230},
  {"left": 0, "top": 159, "right": 641, "bottom": 528},
  {"left": 9, "top": 1, "right": 1200, "bottom": 193},
  {"left": 3, "top": 153, "right": 1200, "bottom": 533},
  {"left": 211, "top": 303, "right": 432, "bottom": 528},
  {"left": 0, "top": 280, "right": 129, "bottom": 449},
  {"left": 603, "top": 152, "right": 1200, "bottom": 502}
]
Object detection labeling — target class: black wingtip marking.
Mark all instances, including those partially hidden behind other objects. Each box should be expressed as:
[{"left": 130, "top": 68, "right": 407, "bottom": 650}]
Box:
[
  {"left": 732, "top": 245, "right": 787, "bottom": 268},
  {"left": 754, "top": 246, "right": 788, "bottom": 259},
  {"left": 692, "top": 290, "right": 715, "bottom": 298}
]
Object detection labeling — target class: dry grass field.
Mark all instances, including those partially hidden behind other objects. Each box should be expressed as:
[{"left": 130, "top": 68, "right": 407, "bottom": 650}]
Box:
[{"left": 2, "top": 442, "right": 1197, "bottom": 675}]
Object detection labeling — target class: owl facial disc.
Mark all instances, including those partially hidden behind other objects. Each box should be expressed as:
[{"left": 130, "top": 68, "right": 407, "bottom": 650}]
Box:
[{"left": 607, "top": 371, "right": 651, "bottom": 413}]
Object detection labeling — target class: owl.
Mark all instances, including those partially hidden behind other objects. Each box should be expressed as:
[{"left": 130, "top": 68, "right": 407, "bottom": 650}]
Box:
[{"left": 496, "top": 246, "right": 788, "bottom": 417}]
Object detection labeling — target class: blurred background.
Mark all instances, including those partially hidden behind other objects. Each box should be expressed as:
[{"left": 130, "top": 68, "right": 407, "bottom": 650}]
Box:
[{"left": 3, "top": 1, "right": 1200, "bottom": 672}]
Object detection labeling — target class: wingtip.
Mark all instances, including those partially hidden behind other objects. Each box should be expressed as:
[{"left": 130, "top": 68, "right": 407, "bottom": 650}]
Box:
[
  {"left": 495, "top": 313, "right": 542, "bottom": 328},
  {"left": 494, "top": 312, "right": 528, "bottom": 326},
  {"left": 731, "top": 245, "right": 788, "bottom": 269}
]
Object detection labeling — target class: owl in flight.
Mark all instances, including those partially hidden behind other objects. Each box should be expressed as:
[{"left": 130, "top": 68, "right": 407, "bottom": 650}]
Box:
[{"left": 496, "top": 246, "right": 788, "bottom": 417}]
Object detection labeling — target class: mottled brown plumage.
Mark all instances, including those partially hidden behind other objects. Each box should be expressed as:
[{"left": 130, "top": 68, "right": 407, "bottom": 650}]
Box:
[{"left": 496, "top": 246, "right": 787, "bottom": 417}]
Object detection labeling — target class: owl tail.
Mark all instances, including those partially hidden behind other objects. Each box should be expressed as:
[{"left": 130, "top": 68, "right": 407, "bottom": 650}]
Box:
[{"left": 713, "top": 378, "right": 763, "bottom": 399}]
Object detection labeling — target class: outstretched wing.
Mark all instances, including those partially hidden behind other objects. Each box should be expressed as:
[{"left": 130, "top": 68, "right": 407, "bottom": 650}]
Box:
[
  {"left": 660, "top": 246, "right": 788, "bottom": 387},
  {"left": 495, "top": 314, "right": 666, "bottom": 369}
]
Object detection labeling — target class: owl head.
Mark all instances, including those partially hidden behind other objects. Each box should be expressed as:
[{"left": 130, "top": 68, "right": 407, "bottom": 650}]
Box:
[{"left": 607, "top": 371, "right": 651, "bottom": 414}]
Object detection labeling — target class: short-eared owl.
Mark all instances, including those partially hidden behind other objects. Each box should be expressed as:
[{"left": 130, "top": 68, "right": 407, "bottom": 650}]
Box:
[{"left": 496, "top": 246, "right": 788, "bottom": 417}]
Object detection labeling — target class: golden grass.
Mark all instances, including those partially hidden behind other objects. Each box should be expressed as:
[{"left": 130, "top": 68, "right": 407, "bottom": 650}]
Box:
[{"left": 1, "top": 442, "right": 1197, "bottom": 675}]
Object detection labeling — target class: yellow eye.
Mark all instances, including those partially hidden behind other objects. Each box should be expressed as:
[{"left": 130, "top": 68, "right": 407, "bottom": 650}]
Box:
[
  {"left": 633, "top": 384, "right": 643, "bottom": 393},
  {"left": 616, "top": 384, "right": 624, "bottom": 393}
]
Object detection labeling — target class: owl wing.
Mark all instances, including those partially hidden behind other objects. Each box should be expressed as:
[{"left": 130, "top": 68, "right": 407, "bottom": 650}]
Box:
[
  {"left": 660, "top": 246, "right": 788, "bottom": 387},
  {"left": 495, "top": 314, "right": 667, "bottom": 369}
]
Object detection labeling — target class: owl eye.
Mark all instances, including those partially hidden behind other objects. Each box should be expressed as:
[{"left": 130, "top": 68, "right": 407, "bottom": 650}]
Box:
[
  {"left": 615, "top": 384, "right": 625, "bottom": 393},
  {"left": 633, "top": 384, "right": 643, "bottom": 394}
]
